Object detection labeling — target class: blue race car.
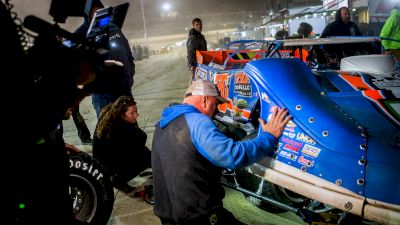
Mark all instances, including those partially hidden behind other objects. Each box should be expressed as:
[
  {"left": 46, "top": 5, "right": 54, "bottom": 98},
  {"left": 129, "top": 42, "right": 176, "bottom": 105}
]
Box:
[{"left": 195, "top": 37, "right": 400, "bottom": 224}]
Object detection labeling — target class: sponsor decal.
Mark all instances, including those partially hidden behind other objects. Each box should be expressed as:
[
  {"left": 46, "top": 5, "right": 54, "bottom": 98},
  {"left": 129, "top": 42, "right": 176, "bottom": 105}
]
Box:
[
  {"left": 296, "top": 132, "right": 316, "bottom": 145},
  {"left": 282, "top": 137, "right": 303, "bottom": 148},
  {"left": 269, "top": 106, "right": 278, "bottom": 113},
  {"left": 283, "top": 131, "right": 296, "bottom": 139},
  {"left": 279, "top": 150, "right": 298, "bottom": 161},
  {"left": 69, "top": 160, "right": 104, "bottom": 181},
  {"left": 298, "top": 156, "right": 314, "bottom": 167},
  {"left": 302, "top": 144, "right": 321, "bottom": 158},
  {"left": 283, "top": 144, "right": 300, "bottom": 152},
  {"left": 234, "top": 72, "right": 251, "bottom": 97},
  {"left": 261, "top": 92, "right": 271, "bottom": 103},
  {"left": 276, "top": 50, "right": 291, "bottom": 58},
  {"left": 196, "top": 67, "right": 207, "bottom": 79},
  {"left": 109, "top": 33, "right": 121, "bottom": 40},
  {"left": 284, "top": 120, "right": 297, "bottom": 132},
  {"left": 372, "top": 78, "right": 400, "bottom": 88},
  {"left": 233, "top": 97, "right": 248, "bottom": 109}
]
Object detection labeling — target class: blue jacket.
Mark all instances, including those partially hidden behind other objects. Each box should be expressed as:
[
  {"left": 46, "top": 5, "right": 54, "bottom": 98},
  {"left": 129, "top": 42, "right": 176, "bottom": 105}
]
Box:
[{"left": 159, "top": 104, "right": 277, "bottom": 169}]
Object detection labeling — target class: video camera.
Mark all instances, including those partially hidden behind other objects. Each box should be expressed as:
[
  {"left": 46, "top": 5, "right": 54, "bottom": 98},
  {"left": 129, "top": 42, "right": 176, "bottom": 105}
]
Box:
[
  {"left": 21, "top": 0, "right": 130, "bottom": 86},
  {"left": 19, "top": 0, "right": 130, "bottom": 134},
  {"left": 24, "top": 0, "right": 129, "bottom": 50}
]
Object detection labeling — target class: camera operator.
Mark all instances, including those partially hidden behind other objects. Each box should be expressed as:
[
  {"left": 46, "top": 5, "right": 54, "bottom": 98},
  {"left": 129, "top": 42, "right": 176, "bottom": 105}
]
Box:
[
  {"left": 75, "top": 0, "right": 135, "bottom": 118},
  {"left": 1, "top": 0, "right": 98, "bottom": 224}
]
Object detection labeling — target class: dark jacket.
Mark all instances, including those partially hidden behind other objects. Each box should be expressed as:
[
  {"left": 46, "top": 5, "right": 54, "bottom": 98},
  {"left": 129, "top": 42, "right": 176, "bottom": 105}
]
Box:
[
  {"left": 320, "top": 9, "right": 361, "bottom": 38},
  {"left": 75, "top": 9, "right": 135, "bottom": 96},
  {"left": 152, "top": 104, "right": 277, "bottom": 223},
  {"left": 187, "top": 28, "right": 207, "bottom": 67},
  {"left": 93, "top": 120, "right": 150, "bottom": 182}
]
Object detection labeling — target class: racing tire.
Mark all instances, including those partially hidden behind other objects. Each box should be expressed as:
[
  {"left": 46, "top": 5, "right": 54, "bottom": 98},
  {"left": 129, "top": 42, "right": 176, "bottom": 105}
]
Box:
[{"left": 68, "top": 150, "right": 114, "bottom": 225}]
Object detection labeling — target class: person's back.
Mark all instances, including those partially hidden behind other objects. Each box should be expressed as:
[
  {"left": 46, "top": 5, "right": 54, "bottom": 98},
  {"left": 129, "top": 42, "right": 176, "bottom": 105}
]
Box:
[
  {"left": 187, "top": 18, "right": 207, "bottom": 80},
  {"left": 320, "top": 7, "right": 361, "bottom": 38},
  {"left": 380, "top": 2, "right": 400, "bottom": 60}
]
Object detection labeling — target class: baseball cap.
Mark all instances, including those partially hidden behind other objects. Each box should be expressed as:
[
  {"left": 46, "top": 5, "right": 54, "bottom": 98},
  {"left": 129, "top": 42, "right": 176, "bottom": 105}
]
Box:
[{"left": 185, "top": 79, "right": 229, "bottom": 103}]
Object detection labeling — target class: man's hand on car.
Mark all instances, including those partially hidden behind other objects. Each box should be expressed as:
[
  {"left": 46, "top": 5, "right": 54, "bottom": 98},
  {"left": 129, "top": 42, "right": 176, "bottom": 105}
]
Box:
[{"left": 259, "top": 107, "right": 291, "bottom": 139}]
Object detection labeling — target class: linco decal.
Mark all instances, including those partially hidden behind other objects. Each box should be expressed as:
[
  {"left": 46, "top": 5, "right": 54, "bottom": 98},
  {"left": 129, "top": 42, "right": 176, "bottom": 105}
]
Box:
[
  {"left": 296, "top": 132, "right": 316, "bottom": 145},
  {"left": 234, "top": 72, "right": 251, "bottom": 97}
]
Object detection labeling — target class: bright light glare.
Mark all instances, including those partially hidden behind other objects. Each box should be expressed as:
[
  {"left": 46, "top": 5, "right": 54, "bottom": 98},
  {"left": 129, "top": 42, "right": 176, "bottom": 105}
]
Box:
[{"left": 162, "top": 3, "right": 171, "bottom": 11}]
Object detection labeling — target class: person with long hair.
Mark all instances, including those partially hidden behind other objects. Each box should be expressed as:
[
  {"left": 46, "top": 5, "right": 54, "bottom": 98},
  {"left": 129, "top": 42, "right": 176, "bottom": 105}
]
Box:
[{"left": 93, "top": 96, "right": 152, "bottom": 196}]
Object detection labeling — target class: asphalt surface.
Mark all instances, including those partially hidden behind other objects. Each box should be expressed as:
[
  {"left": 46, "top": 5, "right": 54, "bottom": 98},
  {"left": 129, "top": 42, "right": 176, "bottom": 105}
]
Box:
[{"left": 62, "top": 47, "right": 307, "bottom": 225}]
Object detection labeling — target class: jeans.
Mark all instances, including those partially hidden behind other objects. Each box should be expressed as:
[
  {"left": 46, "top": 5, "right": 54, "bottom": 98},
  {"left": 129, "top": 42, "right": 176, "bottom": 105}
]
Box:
[{"left": 91, "top": 93, "right": 118, "bottom": 118}]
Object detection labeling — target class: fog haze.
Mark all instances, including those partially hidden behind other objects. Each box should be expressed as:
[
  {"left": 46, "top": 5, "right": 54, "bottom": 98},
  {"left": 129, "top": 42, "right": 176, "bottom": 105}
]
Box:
[{"left": 10, "top": 0, "right": 268, "bottom": 39}]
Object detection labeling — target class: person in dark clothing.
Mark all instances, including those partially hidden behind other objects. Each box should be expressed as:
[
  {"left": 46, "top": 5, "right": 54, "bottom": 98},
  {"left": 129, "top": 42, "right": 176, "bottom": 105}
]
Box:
[
  {"left": 75, "top": 0, "right": 135, "bottom": 118},
  {"left": 187, "top": 18, "right": 207, "bottom": 80},
  {"left": 71, "top": 106, "right": 92, "bottom": 144},
  {"left": 151, "top": 80, "right": 291, "bottom": 225},
  {"left": 2, "top": 0, "right": 97, "bottom": 223},
  {"left": 136, "top": 45, "right": 143, "bottom": 61},
  {"left": 93, "top": 96, "right": 152, "bottom": 196},
  {"left": 320, "top": 7, "right": 361, "bottom": 38},
  {"left": 275, "top": 29, "right": 289, "bottom": 40},
  {"left": 297, "top": 22, "right": 313, "bottom": 38}
]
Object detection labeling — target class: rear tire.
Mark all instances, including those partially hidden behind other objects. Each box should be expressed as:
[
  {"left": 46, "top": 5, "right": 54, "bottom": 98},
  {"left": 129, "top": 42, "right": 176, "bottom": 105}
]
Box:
[{"left": 68, "top": 150, "right": 114, "bottom": 225}]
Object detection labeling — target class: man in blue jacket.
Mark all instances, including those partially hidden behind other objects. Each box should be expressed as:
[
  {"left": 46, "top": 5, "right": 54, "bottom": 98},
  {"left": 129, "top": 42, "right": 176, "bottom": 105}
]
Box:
[{"left": 151, "top": 79, "right": 291, "bottom": 225}]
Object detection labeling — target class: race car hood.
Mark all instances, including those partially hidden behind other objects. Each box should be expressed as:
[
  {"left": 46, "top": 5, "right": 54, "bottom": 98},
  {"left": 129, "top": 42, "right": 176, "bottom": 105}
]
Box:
[{"left": 159, "top": 104, "right": 199, "bottom": 128}]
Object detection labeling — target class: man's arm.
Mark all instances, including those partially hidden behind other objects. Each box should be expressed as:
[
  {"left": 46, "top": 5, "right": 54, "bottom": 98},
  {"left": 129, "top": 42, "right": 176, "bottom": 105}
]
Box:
[{"left": 186, "top": 108, "right": 290, "bottom": 170}]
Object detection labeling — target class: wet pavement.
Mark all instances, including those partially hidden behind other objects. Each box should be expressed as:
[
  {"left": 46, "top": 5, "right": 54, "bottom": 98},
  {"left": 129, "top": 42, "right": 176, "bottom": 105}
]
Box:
[{"left": 62, "top": 48, "right": 306, "bottom": 225}]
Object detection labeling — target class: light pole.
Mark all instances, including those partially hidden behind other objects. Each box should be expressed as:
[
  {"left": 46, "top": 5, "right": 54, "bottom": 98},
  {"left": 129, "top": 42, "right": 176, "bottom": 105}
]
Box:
[{"left": 140, "top": 0, "right": 149, "bottom": 49}]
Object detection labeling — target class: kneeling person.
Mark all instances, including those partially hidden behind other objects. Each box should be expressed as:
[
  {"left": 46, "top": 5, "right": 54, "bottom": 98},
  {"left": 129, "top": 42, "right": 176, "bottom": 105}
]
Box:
[{"left": 93, "top": 96, "right": 151, "bottom": 193}]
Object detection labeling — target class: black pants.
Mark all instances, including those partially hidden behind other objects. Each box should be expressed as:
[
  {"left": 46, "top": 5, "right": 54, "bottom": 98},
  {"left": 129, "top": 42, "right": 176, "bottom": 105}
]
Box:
[
  {"left": 72, "top": 105, "right": 91, "bottom": 141},
  {"left": 160, "top": 207, "right": 246, "bottom": 225}
]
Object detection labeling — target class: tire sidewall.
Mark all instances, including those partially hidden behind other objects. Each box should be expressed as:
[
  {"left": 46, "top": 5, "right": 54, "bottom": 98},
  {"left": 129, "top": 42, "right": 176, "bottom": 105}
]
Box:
[{"left": 68, "top": 151, "right": 114, "bottom": 225}]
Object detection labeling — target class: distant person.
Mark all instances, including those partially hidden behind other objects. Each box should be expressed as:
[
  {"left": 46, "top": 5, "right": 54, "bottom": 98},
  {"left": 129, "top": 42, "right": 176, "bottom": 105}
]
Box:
[
  {"left": 275, "top": 29, "right": 289, "bottom": 40},
  {"left": 152, "top": 79, "right": 291, "bottom": 225},
  {"left": 297, "top": 22, "right": 314, "bottom": 38},
  {"left": 93, "top": 96, "right": 152, "bottom": 201},
  {"left": 143, "top": 45, "right": 149, "bottom": 58},
  {"left": 75, "top": 0, "right": 135, "bottom": 118},
  {"left": 131, "top": 44, "right": 137, "bottom": 60},
  {"left": 380, "top": 2, "right": 400, "bottom": 60},
  {"left": 320, "top": 7, "right": 361, "bottom": 38},
  {"left": 187, "top": 18, "right": 207, "bottom": 81},
  {"left": 136, "top": 45, "right": 143, "bottom": 61}
]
